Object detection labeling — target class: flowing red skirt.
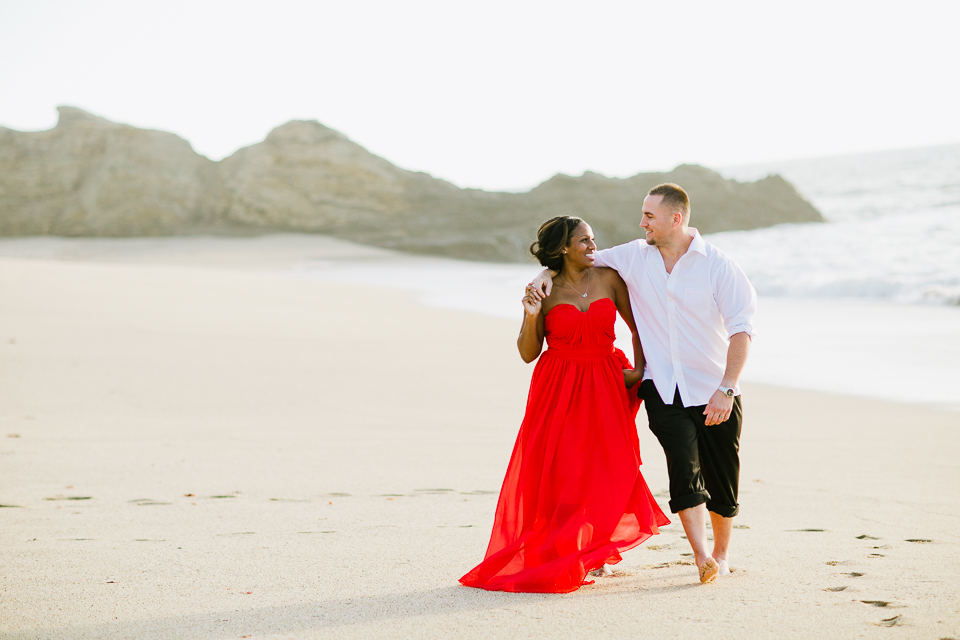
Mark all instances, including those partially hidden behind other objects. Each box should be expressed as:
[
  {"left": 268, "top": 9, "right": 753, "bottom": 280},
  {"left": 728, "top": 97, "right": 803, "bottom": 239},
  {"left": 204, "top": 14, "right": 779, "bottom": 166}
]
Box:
[{"left": 460, "top": 301, "right": 669, "bottom": 593}]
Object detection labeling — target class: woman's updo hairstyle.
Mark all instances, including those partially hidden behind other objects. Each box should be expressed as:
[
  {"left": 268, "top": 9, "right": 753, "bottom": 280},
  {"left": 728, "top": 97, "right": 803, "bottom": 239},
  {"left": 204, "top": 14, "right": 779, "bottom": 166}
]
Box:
[{"left": 530, "top": 216, "right": 583, "bottom": 272}]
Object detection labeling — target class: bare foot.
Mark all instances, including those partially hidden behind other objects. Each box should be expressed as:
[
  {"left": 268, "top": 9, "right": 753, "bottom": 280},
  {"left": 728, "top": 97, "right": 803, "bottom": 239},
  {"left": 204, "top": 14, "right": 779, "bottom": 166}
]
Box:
[
  {"left": 699, "top": 557, "right": 719, "bottom": 583},
  {"left": 717, "top": 558, "right": 731, "bottom": 576},
  {"left": 588, "top": 564, "right": 614, "bottom": 577}
]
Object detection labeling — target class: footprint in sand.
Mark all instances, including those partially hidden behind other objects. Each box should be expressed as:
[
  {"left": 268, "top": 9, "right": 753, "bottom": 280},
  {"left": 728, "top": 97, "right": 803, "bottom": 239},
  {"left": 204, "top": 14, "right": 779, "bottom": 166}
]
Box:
[
  {"left": 845, "top": 572, "right": 864, "bottom": 577},
  {"left": 649, "top": 560, "right": 695, "bottom": 569},
  {"left": 856, "top": 534, "right": 879, "bottom": 540},
  {"left": 824, "top": 586, "right": 848, "bottom": 592},
  {"left": 874, "top": 615, "right": 901, "bottom": 627},
  {"left": 861, "top": 600, "right": 891, "bottom": 607},
  {"left": 297, "top": 531, "right": 336, "bottom": 534},
  {"left": 905, "top": 538, "right": 932, "bottom": 543},
  {"left": 214, "top": 531, "right": 256, "bottom": 536}
]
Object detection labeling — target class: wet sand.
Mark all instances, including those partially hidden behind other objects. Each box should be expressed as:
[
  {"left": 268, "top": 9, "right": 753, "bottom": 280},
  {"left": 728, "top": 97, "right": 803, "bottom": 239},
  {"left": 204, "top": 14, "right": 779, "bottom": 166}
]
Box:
[{"left": 1, "top": 236, "right": 958, "bottom": 639}]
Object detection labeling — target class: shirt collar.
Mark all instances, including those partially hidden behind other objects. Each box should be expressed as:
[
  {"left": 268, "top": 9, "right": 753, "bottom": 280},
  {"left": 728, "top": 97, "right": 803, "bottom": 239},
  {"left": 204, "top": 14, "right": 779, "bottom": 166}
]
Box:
[{"left": 687, "top": 228, "right": 707, "bottom": 256}]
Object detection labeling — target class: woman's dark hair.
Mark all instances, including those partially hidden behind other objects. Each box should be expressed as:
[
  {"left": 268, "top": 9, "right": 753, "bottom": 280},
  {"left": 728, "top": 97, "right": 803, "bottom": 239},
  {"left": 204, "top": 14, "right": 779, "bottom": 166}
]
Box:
[{"left": 530, "top": 216, "right": 584, "bottom": 272}]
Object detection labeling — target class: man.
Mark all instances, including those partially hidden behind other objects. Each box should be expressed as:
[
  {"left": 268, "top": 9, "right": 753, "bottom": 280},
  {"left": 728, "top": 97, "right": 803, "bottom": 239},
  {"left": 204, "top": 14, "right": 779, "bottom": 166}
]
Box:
[{"left": 528, "top": 183, "right": 756, "bottom": 584}]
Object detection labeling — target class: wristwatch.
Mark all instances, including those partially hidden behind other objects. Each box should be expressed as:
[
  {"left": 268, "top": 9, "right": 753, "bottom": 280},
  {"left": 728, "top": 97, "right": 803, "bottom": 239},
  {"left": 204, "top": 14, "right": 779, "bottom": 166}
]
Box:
[{"left": 718, "top": 385, "right": 735, "bottom": 398}]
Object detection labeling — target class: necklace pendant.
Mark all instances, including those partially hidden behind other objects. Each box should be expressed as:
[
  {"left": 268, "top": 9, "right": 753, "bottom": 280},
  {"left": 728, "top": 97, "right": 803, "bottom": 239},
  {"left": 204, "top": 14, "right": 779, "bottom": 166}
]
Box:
[{"left": 581, "top": 293, "right": 588, "bottom": 298}]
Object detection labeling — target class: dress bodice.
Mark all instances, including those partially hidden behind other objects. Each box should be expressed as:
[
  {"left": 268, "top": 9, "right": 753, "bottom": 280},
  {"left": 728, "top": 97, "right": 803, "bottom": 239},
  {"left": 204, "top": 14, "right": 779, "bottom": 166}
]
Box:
[{"left": 544, "top": 297, "right": 617, "bottom": 351}]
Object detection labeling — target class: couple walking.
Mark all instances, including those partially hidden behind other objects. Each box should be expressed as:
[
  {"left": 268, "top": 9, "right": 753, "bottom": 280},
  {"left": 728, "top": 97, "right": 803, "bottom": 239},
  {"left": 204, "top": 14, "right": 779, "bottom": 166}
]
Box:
[{"left": 460, "top": 183, "right": 757, "bottom": 593}]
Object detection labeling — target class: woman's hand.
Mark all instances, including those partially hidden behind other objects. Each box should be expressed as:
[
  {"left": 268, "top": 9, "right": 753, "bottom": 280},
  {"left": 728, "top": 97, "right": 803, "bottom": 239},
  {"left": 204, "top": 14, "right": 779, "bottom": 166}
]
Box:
[
  {"left": 623, "top": 368, "right": 643, "bottom": 388},
  {"left": 518, "top": 286, "right": 546, "bottom": 363},
  {"left": 528, "top": 271, "right": 555, "bottom": 300},
  {"left": 522, "top": 289, "right": 542, "bottom": 317}
]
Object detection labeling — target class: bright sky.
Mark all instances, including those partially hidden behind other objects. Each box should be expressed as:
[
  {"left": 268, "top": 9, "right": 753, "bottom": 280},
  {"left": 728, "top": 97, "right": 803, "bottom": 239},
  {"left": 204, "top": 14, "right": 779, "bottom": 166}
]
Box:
[{"left": 2, "top": 0, "right": 959, "bottom": 191}]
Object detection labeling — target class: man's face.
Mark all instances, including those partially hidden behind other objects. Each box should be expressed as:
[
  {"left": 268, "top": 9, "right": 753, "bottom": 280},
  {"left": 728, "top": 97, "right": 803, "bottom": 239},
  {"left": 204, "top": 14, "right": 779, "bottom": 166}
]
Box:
[{"left": 639, "top": 194, "right": 675, "bottom": 246}]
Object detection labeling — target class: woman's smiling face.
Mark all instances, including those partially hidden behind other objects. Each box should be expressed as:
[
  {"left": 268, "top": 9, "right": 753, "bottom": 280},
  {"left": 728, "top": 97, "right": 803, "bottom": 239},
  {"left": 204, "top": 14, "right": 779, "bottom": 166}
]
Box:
[{"left": 564, "top": 222, "right": 597, "bottom": 268}]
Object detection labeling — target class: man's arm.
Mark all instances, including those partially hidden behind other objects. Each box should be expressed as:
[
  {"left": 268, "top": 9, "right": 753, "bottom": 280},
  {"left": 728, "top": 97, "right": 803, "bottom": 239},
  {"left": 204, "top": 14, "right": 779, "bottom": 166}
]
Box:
[
  {"left": 528, "top": 246, "right": 621, "bottom": 299},
  {"left": 703, "top": 332, "right": 751, "bottom": 426},
  {"left": 715, "top": 256, "right": 757, "bottom": 339},
  {"left": 704, "top": 254, "right": 757, "bottom": 425},
  {"left": 529, "top": 268, "right": 557, "bottom": 299}
]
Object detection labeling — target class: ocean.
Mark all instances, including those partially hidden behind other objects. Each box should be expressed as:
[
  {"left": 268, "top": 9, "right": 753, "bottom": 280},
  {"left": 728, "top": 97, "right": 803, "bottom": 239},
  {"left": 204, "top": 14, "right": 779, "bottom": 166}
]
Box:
[
  {"left": 717, "top": 143, "right": 960, "bottom": 306},
  {"left": 301, "top": 143, "right": 960, "bottom": 409}
]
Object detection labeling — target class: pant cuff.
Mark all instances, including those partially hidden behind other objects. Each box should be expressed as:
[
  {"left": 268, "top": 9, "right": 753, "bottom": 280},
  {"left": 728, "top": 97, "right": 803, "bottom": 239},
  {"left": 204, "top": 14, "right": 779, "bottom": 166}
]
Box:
[
  {"left": 669, "top": 491, "right": 709, "bottom": 514},
  {"left": 706, "top": 501, "right": 739, "bottom": 518}
]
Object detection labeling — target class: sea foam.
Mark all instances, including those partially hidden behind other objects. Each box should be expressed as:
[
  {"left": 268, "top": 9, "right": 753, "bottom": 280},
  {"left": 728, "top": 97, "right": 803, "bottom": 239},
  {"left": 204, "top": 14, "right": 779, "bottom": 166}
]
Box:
[{"left": 719, "top": 143, "right": 960, "bottom": 306}]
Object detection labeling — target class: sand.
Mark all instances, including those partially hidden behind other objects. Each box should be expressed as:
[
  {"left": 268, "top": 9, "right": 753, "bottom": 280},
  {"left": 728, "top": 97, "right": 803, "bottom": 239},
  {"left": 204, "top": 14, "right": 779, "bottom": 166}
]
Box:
[{"left": 1, "top": 235, "right": 958, "bottom": 640}]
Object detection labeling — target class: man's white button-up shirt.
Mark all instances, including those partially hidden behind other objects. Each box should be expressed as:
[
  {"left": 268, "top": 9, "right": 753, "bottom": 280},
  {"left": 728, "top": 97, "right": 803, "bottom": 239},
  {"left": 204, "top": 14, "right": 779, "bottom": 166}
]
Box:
[{"left": 594, "top": 228, "right": 757, "bottom": 408}]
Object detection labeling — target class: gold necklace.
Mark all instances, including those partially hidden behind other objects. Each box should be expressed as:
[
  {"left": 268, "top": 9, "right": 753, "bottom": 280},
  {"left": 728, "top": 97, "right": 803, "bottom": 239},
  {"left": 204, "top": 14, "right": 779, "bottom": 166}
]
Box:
[{"left": 560, "top": 270, "right": 590, "bottom": 298}]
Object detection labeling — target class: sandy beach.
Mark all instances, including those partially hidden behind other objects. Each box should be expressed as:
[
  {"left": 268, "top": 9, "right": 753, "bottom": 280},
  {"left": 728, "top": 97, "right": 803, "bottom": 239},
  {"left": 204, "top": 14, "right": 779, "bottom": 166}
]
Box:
[{"left": 1, "top": 235, "right": 959, "bottom": 640}]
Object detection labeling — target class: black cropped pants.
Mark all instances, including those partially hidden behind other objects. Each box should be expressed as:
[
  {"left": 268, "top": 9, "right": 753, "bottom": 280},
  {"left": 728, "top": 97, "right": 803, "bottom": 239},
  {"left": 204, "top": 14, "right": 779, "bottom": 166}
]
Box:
[{"left": 639, "top": 380, "right": 742, "bottom": 518}]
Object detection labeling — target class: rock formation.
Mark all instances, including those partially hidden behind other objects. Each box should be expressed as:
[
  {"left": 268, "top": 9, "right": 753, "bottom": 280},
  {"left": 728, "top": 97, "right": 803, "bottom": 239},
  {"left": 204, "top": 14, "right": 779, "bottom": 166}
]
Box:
[{"left": 0, "top": 107, "right": 823, "bottom": 261}]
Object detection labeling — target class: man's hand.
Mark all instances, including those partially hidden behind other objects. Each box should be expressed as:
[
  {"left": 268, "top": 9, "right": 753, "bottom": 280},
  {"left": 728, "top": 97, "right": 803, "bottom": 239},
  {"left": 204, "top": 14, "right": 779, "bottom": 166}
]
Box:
[
  {"left": 703, "top": 390, "right": 734, "bottom": 426},
  {"left": 528, "top": 270, "right": 555, "bottom": 300}
]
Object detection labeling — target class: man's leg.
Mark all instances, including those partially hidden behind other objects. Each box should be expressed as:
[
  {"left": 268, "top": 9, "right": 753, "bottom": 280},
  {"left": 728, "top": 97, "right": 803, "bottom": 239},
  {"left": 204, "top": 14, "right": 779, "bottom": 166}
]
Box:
[
  {"left": 678, "top": 504, "right": 719, "bottom": 582},
  {"left": 709, "top": 511, "right": 733, "bottom": 575},
  {"left": 640, "top": 382, "right": 717, "bottom": 583},
  {"left": 696, "top": 396, "right": 743, "bottom": 576}
]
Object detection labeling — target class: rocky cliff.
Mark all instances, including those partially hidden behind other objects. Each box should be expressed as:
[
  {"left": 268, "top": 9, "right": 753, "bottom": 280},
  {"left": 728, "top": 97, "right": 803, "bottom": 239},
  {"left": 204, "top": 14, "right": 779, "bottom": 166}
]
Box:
[{"left": 0, "top": 107, "right": 823, "bottom": 261}]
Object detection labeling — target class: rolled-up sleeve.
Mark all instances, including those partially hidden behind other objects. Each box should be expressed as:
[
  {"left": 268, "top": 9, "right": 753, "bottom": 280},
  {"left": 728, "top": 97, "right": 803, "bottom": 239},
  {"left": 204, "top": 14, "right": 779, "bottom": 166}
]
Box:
[{"left": 715, "top": 256, "right": 757, "bottom": 338}]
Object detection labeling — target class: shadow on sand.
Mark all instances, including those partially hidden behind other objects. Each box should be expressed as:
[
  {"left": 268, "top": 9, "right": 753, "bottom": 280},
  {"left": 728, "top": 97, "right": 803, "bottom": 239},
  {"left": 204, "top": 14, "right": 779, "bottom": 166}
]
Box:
[{"left": 4, "top": 578, "right": 702, "bottom": 639}]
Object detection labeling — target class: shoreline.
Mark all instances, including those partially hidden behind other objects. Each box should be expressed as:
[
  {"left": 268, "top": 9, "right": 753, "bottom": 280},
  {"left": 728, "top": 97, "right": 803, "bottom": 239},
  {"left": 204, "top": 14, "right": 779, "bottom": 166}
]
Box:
[{"left": 3, "top": 234, "right": 955, "bottom": 411}]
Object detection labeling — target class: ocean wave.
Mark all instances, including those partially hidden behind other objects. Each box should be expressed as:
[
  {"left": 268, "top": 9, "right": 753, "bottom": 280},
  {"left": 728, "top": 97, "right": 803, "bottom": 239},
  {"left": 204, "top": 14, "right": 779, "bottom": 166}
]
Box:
[
  {"left": 723, "top": 143, "right": 960, "bottom": 223},
  {"left": 706, "top": 212, "right": 960, "bottom": 306},
  {"left": 716, "top": 145, "right": 960, "bottom": 306}
]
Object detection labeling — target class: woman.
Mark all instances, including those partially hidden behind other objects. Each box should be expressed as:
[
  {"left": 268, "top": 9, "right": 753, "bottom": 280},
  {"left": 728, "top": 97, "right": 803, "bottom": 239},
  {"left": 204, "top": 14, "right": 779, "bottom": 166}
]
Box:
[{"left": 459, "top": 216, "right": 670, "bottom": 593}]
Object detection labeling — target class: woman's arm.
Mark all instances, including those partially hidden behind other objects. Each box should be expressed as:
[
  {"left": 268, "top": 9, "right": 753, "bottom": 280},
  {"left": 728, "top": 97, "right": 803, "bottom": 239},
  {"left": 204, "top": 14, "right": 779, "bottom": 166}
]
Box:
[
  {"left": 605, "top": 269, "right": 644, "bottom": 386},
  {"left": 517, "top": 291, "right": 546, "bottom": 363}
]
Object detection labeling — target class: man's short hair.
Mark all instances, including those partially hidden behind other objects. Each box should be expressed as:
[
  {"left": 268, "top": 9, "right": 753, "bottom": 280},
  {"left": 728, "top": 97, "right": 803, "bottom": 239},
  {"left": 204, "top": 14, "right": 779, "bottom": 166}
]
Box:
[{"left": 648, "top": 183, "right": 690, "bottom": 221}]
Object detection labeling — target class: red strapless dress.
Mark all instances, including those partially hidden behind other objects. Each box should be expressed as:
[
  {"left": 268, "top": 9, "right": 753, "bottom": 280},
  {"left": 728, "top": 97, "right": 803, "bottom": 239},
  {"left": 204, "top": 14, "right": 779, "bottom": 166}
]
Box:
[{"left": 459, "top": 298, "right": 670, "bottom": 593}]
